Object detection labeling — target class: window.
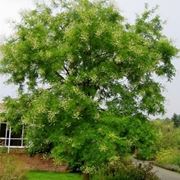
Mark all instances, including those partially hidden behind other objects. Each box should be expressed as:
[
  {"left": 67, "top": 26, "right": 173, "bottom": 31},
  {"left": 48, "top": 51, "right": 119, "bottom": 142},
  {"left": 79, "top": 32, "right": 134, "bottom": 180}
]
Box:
[
  {"left": 0, "top": 122, "right": 25, "bottom": 151},
  {"left": 0, "top": 123, "right": 7, "bottom": 146}
]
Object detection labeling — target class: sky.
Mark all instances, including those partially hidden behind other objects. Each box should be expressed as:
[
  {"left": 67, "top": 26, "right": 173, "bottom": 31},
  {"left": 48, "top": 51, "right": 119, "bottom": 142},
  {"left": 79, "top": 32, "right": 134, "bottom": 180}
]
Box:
[{"left": 0, "top": 0, "right": 180, "bottom": 118}]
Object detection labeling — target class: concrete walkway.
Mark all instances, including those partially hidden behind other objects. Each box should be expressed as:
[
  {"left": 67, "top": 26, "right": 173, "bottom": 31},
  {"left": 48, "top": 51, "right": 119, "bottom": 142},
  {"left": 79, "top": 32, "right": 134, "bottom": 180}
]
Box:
[
  {"left": 152, "top": 166, "right": 180, "bottom": 180},
  {"left": 133, "top": 158, "right": 180, "bottom": 180}
]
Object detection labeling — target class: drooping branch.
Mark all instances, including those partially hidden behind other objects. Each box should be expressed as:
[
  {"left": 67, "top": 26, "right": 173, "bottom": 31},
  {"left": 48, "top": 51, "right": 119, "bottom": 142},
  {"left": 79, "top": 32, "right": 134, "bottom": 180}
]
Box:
[
  {"left": 55, "top": 71, "right": 65, "bottom": 82},
  {"left": 63, "top": 65, "right": 70, "bottom": 75}
]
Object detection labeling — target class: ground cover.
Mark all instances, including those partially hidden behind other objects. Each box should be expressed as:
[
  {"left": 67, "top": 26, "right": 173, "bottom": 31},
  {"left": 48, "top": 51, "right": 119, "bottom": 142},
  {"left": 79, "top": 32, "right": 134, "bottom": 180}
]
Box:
[{"left": 27, "top": 171, "right": 82, "bottom": 180}]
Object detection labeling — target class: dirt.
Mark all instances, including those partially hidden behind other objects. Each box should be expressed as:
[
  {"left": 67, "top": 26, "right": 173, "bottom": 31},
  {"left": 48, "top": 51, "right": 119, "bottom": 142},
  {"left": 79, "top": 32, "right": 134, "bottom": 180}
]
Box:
[{"left": 0, "top": 151, "right": 68, "bottom": 172}]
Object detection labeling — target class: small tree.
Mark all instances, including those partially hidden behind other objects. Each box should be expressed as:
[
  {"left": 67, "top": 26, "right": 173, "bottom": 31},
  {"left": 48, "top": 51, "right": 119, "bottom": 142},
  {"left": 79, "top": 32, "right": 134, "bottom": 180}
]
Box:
[
  {"left": 172, "top": 113, "right": 180, "bottom": 128},
  {"left": 0, "top": 0, "right": 178, "bottom": 174}
]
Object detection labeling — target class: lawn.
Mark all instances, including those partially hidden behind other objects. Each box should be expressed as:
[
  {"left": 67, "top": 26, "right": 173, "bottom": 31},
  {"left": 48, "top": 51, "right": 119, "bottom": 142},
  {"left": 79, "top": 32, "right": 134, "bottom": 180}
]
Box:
[{"left": 27, "top": 171, "right": 82, "bottom": 180}]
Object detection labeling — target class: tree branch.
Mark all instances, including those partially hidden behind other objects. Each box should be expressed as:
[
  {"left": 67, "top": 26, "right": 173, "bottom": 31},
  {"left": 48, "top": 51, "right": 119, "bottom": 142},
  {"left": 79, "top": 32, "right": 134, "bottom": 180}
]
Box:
[
  {"left": 55, "top": 71, "right": 65, "bottom": 82},
  {"left": 63, "top": 65, "right": 70, "bottom": 75}
]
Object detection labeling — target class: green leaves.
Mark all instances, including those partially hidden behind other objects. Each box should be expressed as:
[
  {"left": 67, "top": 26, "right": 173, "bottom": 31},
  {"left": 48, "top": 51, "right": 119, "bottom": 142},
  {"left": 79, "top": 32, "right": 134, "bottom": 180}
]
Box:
[{"left": 0, "top": 0, "right": 178, "bottom": 172}]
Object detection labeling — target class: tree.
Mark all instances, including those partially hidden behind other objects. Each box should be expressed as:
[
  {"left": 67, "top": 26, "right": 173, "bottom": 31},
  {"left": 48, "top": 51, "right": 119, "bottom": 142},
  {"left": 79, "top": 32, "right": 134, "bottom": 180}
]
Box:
[
  {"left": 0, "top": 0, "right": 178, "bottom": 174},
  {"left": 172, "top": 113, "right": 180, "bottom": 128}
]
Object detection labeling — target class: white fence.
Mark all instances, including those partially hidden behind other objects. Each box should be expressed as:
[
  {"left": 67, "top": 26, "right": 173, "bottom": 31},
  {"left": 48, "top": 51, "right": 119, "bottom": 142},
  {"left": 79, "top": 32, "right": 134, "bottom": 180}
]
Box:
[{"left": 0, "top": 122, "right": 25, "bottom": 153}]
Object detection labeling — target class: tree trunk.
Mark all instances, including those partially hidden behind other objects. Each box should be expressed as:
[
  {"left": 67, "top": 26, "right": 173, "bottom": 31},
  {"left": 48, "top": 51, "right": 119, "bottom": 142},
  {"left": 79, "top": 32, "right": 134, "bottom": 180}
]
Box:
[{"left": 83, "top": 173, "right": 90, "bottom": 180}]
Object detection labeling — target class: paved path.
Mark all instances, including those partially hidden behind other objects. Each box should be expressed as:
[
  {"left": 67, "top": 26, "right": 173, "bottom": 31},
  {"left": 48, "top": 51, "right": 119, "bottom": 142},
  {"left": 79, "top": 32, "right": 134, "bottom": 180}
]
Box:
[
  {"left": 133, "top": 159, "right": 180, "bottom": 180},
  {"left": 152, "top": 166, "right": 180, "bottom": 180}
]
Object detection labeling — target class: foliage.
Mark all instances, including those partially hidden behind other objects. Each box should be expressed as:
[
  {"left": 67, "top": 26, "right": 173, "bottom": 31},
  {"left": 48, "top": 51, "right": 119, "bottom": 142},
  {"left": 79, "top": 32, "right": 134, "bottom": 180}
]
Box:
[
  {"left": 156, "top": 148, "right": 180, "bottom": 167},
  {"left": 0, "top": 0, "right": 178, "bottom": 172},
  {"left": 0, "top": 147, "right": 7, "bottom": 154},
  {"left": 125, "top": 119, "right": 159, "bottom": 160},
  {"left": 152, "top": 120, "right": 180, "bottom": 150},
  {"left": 2, "top": 97, "right": 158, "bottom": 169},
  {"left": 153, "top": 120, "right": 180, "bottom": 169},
  {"left": 91, "top": 158, "right": 159, "bottom": 180},
  {"left": 172, "top": 113, "right": 180, "bottom": 128},
  {"left": 0, "top": 155, "right": 27, "bottom": 180}
]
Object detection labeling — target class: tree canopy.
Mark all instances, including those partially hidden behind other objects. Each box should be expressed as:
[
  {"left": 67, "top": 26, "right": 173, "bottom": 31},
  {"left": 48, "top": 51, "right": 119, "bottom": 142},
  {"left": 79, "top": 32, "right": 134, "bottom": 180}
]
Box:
[{"left": 0, "top": 0, "right": 178, "bottom": 173}]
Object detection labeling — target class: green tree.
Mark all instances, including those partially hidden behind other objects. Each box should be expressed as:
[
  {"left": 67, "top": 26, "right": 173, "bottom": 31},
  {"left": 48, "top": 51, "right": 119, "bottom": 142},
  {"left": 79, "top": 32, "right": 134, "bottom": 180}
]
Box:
[
  {"left": 0, "top": 0, "right": 178, "bottom": 174},
  {"left": 172, "top": 113, "right": 180, "bottom": 128}
]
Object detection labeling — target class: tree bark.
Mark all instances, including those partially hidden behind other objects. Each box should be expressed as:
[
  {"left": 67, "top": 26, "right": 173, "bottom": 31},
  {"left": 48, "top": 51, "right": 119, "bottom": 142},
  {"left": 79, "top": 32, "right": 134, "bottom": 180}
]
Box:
[{"left": 83, "top": 173, "right": 90, "bottom": 180}]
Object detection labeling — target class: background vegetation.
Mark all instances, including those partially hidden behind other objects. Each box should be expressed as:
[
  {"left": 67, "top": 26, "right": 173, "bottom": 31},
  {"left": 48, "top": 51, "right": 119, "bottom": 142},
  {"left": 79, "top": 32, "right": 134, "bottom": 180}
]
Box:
[{"left": 152, "top": 119, "right": 180, "bottom": 170}]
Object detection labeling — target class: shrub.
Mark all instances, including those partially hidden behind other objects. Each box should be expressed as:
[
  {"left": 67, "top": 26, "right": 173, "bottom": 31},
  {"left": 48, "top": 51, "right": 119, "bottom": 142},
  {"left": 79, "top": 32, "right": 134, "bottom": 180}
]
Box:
[
  {"left": 91, "top": 158, "right": 159, "bottom": 180},
  {"left": 156, "top": 148, "right": 180, "bottom": 167},
  {"left": 0, "top": 147, "right": 7, "bottom": 154},
  {"left": 136, "top": 145, "right": 157, "bottom": 161},
  {"left": 127, "top": 119, "right": 159, "bottom": 160},
  {"left": 152, "top": 120, "right": 180, "bottom": 150},
  {"left": 0, "top": 155, "right": 27, "bottom": 180}
]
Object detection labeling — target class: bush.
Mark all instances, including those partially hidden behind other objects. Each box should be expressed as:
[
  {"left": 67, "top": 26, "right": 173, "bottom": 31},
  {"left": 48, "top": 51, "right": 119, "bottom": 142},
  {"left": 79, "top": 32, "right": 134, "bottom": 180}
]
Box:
[
  {"left": 0, "top": 155, "right": 27, "bottom": 180},
  {"left": 136, "top": 145, "right": 157, "bottom": 161},
  {"left": 91, "top": 158, "right": 159, "bottom": 180},
  {"left": 127, "top": 120, "right": 159, "bottom": 160},
  {"left": 153, "top": 120, "right": 180, "bottom": 170},
  {"left": 156, "top": 148, "right": 180, "bottom": 167},
  {"left": 0, "top": 147, "right": 7, "bottom": 154},
  {"left": 152, "top": 120, "right": 180, "bottom": 150}
]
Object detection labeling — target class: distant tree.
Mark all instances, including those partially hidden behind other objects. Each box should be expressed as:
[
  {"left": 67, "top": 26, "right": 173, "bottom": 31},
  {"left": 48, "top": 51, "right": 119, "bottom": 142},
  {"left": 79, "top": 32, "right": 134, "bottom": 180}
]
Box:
[
  {"left": 172, "top": 113, "right": 180, "bottom": 128},
  {"left": 0, "top": 0, "right": 178, "bottom": 174}
]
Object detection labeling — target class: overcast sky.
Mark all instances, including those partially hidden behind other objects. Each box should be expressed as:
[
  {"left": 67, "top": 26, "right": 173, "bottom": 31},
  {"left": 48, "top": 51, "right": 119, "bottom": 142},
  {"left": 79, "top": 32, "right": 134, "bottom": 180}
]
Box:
[{"left": 0, "top": 0, "right": 180, "bottom": 118}]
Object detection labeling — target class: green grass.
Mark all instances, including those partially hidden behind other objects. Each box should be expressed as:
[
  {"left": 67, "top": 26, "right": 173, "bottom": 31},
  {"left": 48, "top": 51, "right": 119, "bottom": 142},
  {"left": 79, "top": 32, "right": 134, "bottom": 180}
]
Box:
[{"left": 27, "top": 171, "right": 82, "bottom": 180}]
